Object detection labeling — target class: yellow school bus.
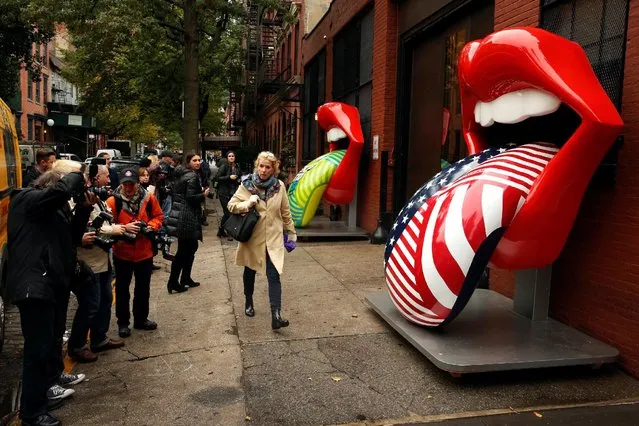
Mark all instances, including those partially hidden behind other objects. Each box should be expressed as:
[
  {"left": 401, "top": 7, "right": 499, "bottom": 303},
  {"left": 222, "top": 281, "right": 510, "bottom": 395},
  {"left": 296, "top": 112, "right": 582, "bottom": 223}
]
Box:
[{"left": 0, "top": 98, "right": 22, "bottom": 352}]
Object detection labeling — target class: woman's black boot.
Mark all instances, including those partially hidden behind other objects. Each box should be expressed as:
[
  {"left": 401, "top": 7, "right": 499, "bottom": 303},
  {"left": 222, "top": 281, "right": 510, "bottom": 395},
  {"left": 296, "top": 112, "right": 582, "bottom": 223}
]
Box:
[
  {"left": 217, "top": 227, "right": 226, "bottom": 238},
  {"left": 245, "top": 297, "right": 255, "bottom": 317},
  {"left": 167, "top": 280, "right": 188, "bottom": 294},
  {"left": 271, "top": 308, "right": 289, "bottom": 329}
]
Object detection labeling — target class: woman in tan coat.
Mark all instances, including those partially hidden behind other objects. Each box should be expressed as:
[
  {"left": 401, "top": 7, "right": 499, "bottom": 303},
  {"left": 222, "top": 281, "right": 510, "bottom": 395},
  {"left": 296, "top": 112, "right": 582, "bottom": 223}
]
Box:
[{"left": 228, "top": 151, "right": 297, "bottom": 329}]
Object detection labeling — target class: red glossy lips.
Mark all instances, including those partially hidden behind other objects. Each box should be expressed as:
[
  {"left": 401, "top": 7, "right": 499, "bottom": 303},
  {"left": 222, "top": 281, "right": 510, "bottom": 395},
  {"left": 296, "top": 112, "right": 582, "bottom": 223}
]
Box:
[
  {"left": 458, "top": 27, "right": 623, "bottom": 268},
  {"left": 316, "top": 102, "right": 364, "bottom": 205}
]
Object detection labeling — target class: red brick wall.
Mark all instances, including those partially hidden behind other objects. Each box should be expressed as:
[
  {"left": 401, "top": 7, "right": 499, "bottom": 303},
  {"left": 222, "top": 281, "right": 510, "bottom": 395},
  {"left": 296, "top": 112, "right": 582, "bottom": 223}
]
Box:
[
  {"left": 301, "top": 0, "right": 398, "bottom": 231},
  {"left": 491, "top": 0, "right": 639, "bottom": 377},
  {"left": 362, "top": 0, "right": 398, "bottom": 230}
]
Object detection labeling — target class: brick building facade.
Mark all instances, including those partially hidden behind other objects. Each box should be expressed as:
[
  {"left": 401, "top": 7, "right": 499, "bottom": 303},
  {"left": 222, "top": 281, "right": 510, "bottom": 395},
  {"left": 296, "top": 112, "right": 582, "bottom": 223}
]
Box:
[
  {"left": 299, "top": 0, "right": 639, "bottom": 378},
  {"left": 18, "top": 41, "right": 50, "bottom": 144}
]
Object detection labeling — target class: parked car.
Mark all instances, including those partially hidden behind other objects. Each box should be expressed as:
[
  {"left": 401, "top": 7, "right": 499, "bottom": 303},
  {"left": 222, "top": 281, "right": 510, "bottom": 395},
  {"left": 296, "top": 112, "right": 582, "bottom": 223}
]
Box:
[
  {"left": 59, "top": 153, "right": 83, "bottom": 162},
  {"left": 110, "top": 158, "right": 141, "bottom": 176},
  {"left": 96, "top": 148, "right": 122, "bottom": 159}
]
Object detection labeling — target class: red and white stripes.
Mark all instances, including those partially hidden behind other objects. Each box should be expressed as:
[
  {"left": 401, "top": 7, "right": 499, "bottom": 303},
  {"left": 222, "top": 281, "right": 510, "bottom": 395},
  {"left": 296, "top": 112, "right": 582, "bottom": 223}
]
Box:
[{"left": 385, "top": 143, "right": 559, "bottom": 326}]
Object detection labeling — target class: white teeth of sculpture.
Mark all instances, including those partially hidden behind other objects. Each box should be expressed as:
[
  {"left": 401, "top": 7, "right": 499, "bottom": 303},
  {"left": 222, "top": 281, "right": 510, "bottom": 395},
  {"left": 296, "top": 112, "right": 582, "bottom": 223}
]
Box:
[
  {"left": 326, "top": 127, "right": 347, "bottom": 142},
  {"left": 473, "top": 88, "right": 561, "bottom": 127}
]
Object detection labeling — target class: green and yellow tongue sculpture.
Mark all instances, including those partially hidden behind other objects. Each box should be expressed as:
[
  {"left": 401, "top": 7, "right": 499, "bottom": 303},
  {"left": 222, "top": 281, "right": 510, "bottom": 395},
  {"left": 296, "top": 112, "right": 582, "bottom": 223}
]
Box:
[
  {"left": 287, "top": 102, "right": 365, "bottom": 228},
  {"left": 288, "top": 150, "right": 346, "bottom": 227}
]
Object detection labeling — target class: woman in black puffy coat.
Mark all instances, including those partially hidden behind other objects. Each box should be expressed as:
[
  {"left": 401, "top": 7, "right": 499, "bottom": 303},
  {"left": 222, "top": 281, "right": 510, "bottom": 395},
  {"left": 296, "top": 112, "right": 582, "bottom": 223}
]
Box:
[
  {"left": 165, "top": 152, "right": 210, "bottom": 293},
  {"left": 216, "top": 151, "right": 241, "bottom": 238}
]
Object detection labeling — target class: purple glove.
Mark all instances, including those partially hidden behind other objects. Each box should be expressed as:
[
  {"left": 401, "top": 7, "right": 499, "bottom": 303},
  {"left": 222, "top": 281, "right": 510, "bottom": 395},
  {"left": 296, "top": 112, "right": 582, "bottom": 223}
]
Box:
[{"left": 283, "top": 233, "right": 296, "bottom": 253}]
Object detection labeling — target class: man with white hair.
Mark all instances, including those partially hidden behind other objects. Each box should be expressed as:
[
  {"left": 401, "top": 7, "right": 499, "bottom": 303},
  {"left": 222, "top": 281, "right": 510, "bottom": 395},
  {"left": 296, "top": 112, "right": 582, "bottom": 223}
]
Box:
[{"left": 68, "top": 164, "right": 127, "bottom": 363}]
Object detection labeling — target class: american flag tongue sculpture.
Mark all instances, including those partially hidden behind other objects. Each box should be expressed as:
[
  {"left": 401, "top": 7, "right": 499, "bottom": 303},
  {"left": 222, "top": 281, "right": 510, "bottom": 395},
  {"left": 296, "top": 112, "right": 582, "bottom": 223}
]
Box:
[
  {"left": 384, "top": 27, "right": 624, "bottom": 327},
  {"left": 384, "top": 143, "right": 558, "bottom": 326}
]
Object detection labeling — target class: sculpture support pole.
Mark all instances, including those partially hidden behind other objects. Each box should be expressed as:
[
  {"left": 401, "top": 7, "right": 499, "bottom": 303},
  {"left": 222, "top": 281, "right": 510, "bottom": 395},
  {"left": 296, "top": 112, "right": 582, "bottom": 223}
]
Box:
[{"left": 513, "top": 266, "right": 552, "bottom": 321}]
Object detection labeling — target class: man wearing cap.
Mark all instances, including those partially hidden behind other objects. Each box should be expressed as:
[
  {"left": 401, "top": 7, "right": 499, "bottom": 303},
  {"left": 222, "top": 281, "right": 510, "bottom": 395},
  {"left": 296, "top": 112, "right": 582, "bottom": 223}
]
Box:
[{"left": 106, "top": 168, "right": 164, "bottom": 338}]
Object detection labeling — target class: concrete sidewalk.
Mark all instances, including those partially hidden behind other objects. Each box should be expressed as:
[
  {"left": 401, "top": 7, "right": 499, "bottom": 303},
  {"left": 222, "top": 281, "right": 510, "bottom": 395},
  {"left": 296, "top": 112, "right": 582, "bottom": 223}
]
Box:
[{"left": 3, "top": 199, "right": 639, "bottom": 425}]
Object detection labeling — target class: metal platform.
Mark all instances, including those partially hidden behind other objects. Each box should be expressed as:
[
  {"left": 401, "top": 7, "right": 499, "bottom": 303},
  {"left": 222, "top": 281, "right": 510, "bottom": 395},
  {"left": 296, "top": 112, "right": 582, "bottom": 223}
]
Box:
[
  {"left": 366, "top": 287, "right": 619, "bottom": 375},
  {"left": 296, "top": 216, "right": 369, "bottom": 239}
]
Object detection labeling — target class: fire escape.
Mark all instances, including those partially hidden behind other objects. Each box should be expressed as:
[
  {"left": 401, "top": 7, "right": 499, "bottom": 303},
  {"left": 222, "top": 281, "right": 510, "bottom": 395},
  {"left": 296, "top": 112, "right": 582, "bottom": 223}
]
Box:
[{"left": 228, "top": 0, "right": 299, "bottom": 133}]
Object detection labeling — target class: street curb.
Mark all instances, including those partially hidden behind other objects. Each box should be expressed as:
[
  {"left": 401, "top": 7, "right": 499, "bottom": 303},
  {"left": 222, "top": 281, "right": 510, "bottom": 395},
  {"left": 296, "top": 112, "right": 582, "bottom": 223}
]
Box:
[{"left": 332, "top": 398, "right": 639, "bottom": 426}]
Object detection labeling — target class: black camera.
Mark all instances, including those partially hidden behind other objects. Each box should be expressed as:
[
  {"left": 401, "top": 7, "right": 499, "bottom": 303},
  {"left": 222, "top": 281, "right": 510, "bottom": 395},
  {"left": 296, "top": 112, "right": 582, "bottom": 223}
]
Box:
[
  {"left": 137, "top": 221, "right": 176, "bottom": 261},
  {"left": 87, "top": 211, "right": 116, "bottom": 252},
  {"left": 89, "top": 185, "right": 112, "bottom": 201}
]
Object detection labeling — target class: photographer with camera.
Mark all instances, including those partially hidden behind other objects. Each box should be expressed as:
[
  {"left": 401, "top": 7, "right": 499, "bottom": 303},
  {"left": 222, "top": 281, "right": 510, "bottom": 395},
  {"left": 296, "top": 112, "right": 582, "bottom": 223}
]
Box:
[
  {"left": 7, "top": 162, "right": 95, "bottom": 426},
  {"left": 106, "top": 168, "right": 164, "bottom": 338},
  {"left": 68, "top": 163, "right": 127, "bottom": 363}
]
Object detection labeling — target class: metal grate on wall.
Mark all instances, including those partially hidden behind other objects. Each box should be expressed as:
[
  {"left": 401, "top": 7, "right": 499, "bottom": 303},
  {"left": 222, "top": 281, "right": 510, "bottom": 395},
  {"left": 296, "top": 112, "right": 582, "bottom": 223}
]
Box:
[
  {"left": 541, "top": 0, "right": 629, "bottom": 110},
  {"left": 541, "top": 0, "right": 629, "bottom": 185}
]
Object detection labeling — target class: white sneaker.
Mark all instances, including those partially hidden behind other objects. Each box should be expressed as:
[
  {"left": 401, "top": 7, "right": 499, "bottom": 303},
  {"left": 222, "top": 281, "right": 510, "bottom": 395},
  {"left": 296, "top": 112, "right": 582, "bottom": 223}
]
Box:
[
  {"left": 47, "top": 384, "right": 75, "bottom": 401},
  {"left": 58, "top": 372, "right": 86, "bottom": 386}
]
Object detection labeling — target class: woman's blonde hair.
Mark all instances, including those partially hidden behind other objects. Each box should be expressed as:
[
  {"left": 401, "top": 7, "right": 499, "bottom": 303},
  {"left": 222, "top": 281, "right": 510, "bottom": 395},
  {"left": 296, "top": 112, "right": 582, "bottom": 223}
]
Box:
[
  {"left": 147, "top": 154, "right": 159, "bottom": 165},
  {"left": 53, "top": 159, "right": 84, "bottom": 176},
  {"left": 254, "top": 151, "right": 280, "bottom": 176}
]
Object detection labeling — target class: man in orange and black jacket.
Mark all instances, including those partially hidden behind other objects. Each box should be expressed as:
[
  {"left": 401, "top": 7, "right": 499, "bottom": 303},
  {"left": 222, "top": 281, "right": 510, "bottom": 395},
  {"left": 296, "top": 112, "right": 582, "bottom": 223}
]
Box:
[{"left": 106, "top": 168, "right": 164, "bottom": 338}]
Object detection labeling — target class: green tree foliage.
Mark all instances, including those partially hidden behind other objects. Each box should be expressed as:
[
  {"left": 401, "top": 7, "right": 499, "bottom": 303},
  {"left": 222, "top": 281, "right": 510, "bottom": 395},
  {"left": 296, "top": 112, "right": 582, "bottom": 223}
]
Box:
[{"left": 0, "top": 0, "right": 54, "bottom": 101}]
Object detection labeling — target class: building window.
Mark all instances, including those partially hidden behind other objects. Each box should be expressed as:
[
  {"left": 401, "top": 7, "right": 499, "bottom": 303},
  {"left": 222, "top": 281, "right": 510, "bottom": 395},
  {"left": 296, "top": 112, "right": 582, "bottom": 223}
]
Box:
[
  {"left": 332, "top": 9, "right": 373, "bottom": 149},
  {"left": 303, "top": 49, "right": 326, "bottom": 163},
  {"left": 27, "top": 116, "right": 34, "bottom": 140},
  {"left": 541, "top": 0, "right": 629, "bottom": 109},
  {"left": 43, "top": 42, "right": 48, "bottom": 66},
  {"left": 35, "top": 78, "right": 41, "bottom": 103},
  {"left": 27, "top": 72, "right": 33, "bottom": 100},
  {"left": 34, "top": 123, "right": 42, "bottom": 142},
  {"left": 43, "top": 76, "right": 48, "bottom": 103}
]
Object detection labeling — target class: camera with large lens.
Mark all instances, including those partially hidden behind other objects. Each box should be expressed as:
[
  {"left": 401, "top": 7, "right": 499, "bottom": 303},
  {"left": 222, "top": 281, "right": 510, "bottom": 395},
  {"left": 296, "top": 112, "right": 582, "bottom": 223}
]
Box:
[
  {"left": 136, "top": 221, "right": 175, "bottom": 261},
  {"left": 87, "top": 211, "right": 116, "bottom": 252},
  {"left": 89, "top": 185, "right": 112, "bottom": 201}
]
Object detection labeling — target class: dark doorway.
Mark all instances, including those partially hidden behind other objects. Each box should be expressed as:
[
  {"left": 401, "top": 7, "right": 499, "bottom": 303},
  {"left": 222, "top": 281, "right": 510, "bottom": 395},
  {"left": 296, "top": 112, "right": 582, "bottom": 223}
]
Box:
[{"left": 394, "top": 0, "right": 494, "bottom": 215}]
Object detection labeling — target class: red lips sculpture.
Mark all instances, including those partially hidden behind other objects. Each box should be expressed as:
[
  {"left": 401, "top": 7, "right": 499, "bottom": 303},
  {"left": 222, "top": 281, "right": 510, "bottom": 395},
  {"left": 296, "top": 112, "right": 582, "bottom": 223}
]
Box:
[{"left": 384, "top": 27, "right": 624, "bottom": 327}]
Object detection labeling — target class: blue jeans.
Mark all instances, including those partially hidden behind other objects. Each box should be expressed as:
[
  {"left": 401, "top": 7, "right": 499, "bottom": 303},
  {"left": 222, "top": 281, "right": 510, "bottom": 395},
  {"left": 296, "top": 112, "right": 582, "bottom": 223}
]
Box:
[
  {"left": 243, "top": 253, "right": 282, "bottom": 309},
  {"left": 68, "top": 270, "right": 113, "bottom": 351}
]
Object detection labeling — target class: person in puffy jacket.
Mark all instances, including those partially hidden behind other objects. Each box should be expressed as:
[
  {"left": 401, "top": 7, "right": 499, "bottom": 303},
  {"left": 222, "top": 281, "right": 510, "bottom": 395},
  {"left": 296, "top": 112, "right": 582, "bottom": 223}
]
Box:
[
  {"left": 165, "top": 152, "right": 210, "bottom": 293},
  {"left": 106, "top": 168, "right": 164, "bottom": 338}
]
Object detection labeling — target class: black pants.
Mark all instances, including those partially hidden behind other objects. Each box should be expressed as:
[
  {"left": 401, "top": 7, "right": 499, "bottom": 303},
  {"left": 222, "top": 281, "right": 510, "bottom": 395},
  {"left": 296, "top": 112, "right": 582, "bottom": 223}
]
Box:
[
  {"left": 18, "top": 293, "right": 68, "bottom": 420},
  {"left": 219, "top": 194, "right": 231, "bottom": 230},
  {"left": 114, "top": 257, "right": 153, "bottom": 327},
  {"left": 169, "top": 238, "right": 198, "bottom": 284},
  {"left": 243, "top": 253, "right": 282, "bottom": 309}
]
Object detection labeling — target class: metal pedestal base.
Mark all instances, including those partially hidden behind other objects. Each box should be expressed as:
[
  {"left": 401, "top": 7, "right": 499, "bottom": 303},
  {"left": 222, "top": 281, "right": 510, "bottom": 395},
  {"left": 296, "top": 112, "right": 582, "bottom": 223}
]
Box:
[{"left": 366, "top": 289, "right": 619, "bottom": 375}]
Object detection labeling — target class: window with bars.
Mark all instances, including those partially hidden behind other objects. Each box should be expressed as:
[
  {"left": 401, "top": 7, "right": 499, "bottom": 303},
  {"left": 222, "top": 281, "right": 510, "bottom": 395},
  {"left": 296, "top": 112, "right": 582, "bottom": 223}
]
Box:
[
  {"left": 541, "top": 0, "right": 629, "bottom": 184},
  {"left": 541, "top": 0, "right": 629, "bottom": 109}
]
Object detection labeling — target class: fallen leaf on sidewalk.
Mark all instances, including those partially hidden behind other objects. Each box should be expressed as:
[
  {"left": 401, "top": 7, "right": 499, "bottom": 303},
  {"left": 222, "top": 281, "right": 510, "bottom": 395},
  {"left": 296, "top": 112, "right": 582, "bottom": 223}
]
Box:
[
  {"left": 331, "top": 376, "right": 342, "bottom": 382},
  {"left": 533, "top": 412, "right": 543, "bottom": 418},
  {"left": 351, "top": 314, "right": 358, "bottom": 318},
  {"left": 245, "top": 415, "right": 252, "bottom": 421}
]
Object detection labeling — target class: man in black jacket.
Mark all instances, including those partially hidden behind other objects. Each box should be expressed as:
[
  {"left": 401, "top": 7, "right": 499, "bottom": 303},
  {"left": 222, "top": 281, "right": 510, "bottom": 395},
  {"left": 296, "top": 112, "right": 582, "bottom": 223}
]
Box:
[
  {"left": 23, "top": 149, "right": 56, "bottom": 187},
  {"left": 7, "top": 169, "right": 94, "bottom": 426}
]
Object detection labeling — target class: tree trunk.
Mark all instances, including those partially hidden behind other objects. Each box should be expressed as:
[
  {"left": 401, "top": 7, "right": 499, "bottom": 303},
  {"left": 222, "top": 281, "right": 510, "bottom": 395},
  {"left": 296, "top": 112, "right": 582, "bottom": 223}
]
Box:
[{"left": 183, "top": 0, "right": 199, "bottom": 153}]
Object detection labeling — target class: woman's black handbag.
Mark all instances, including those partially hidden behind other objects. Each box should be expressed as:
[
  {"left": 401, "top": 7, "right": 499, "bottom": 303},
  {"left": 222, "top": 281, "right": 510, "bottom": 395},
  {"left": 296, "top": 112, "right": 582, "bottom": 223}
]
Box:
[{"left": 223, "top": 209, "right": 260, "bottom": 242}]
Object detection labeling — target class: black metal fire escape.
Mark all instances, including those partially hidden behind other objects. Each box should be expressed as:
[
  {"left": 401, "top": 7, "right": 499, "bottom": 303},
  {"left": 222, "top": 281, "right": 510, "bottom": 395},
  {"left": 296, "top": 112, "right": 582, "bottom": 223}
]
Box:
[{"left": 229, "top": 0, "right": 300, "bottom": 132}]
